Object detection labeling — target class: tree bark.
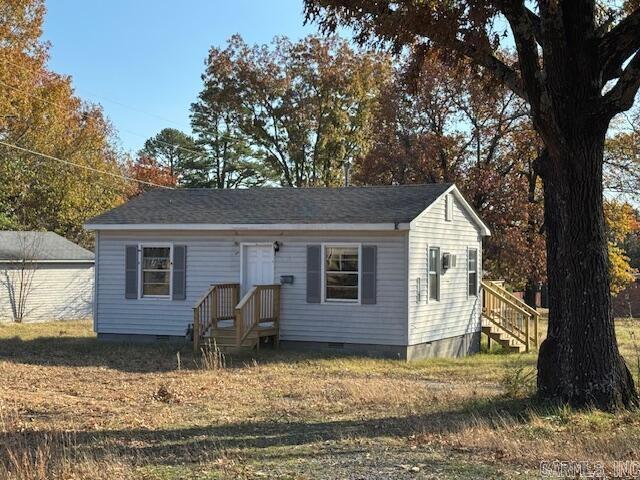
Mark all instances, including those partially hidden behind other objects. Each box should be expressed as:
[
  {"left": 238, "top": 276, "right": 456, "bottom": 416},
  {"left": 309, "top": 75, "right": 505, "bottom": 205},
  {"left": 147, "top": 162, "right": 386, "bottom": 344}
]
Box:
[{"left": 536, "top": 134, "right": 638, "bottom": 411}]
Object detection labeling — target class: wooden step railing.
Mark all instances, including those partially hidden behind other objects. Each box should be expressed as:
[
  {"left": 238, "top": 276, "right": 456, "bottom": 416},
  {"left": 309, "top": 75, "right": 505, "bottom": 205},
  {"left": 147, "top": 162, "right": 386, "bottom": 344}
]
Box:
[
  {"left": 234, "top": 284, "right": 281, "bottom": 346},
  {"left": 193, "top": 283, "right": 240, "bottom": 352},
  {"left": 481, "top": 280, "right": 540, "bottom": 351}
]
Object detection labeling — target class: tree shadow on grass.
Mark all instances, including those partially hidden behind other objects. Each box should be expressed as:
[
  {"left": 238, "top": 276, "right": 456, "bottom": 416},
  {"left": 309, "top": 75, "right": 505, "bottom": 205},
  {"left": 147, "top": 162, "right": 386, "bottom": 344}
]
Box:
[
  {"left": 0, "top": 334, "right": 411, "bottom": 373},
  {"left": 1, "top": 396, "right": 548, "bottom": 470},
  {"left": 0, "top": 335, "right": 193, "bottom": 373}
]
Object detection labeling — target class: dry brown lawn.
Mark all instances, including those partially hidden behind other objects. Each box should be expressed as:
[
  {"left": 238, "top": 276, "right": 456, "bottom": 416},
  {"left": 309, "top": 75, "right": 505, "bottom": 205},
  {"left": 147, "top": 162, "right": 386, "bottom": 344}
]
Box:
[{"left": 1, "top": 319, "right": 640, "bottom": 479}]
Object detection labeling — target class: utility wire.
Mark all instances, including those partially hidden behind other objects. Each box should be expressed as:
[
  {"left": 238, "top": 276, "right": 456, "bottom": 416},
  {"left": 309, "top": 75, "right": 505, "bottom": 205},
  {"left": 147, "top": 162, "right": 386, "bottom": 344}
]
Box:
[
  {"left": 4, "top": 57, "right": 189, "bottom": 128},
  {"left": 1, "top": 60, "right": 247, "bottom": 151},
  {"left": 0, "top": 78, "right": 213, "bottom": 157},
  {"left": 0, "top": 140, "right": 174, "bottom": 189}
]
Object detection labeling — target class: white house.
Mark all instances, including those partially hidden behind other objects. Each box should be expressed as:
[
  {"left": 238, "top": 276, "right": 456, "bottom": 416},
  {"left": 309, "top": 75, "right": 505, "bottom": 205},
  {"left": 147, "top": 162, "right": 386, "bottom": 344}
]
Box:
[
  {"left": 85, "top": 183, "right": 492, "bottom": 360},
  {"left": 0, "top": 231, "right": 94, "bottom": 322}
]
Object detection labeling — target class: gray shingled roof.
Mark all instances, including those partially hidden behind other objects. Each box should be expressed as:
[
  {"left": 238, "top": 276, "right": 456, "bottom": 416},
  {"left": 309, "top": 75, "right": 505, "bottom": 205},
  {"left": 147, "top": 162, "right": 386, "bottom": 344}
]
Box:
[
  {"left": 87, "top": 184, "right": 453, "bottom": 226},
  {"left": 0, "top": 231, "right": 94, "bottom": 262}
]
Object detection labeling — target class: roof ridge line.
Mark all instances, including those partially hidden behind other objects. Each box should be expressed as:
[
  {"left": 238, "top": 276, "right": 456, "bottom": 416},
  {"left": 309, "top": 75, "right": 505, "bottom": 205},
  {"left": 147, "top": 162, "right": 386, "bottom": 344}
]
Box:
[{"left": 170, "top": 182, "right": 454, "bottom": 192}]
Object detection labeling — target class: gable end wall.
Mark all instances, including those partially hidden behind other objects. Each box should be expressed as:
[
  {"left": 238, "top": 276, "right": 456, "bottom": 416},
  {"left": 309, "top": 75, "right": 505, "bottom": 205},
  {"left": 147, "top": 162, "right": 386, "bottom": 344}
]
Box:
[{"left": 408, "top": 194, "right": 483, "bottom": 345}]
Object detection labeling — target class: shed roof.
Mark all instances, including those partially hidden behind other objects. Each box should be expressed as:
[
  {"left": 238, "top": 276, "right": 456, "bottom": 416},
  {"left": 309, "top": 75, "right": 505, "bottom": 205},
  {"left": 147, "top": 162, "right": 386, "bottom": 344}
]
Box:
[
  {"left": 87, "top": 183, "right": 454, "bottom": 227},
  {"left": 0, "top": 231, "right": 94, "bottom": 262}
]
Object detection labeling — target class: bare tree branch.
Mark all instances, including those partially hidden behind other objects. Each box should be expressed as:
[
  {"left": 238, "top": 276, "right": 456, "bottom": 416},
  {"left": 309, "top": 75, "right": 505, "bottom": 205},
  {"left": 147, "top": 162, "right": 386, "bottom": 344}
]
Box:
[
  {"left": 0, "top": 233, "right": 41, "bottom": 322},
  {"left": 600, "top": 7, "right": 640, "bottom": 82}
]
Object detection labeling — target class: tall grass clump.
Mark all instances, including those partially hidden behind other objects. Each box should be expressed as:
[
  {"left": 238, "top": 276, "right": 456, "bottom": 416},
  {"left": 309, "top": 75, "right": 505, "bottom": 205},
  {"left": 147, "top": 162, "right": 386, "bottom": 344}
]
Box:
[
  {"left": 199, "top": 339, "right": 226, "bottom": 370},
  {"left": 0, "top": 406, "right": 130, "bottom": 480},
  {"left": 500, "top": 358, "right": 537, "bottom": 399}
]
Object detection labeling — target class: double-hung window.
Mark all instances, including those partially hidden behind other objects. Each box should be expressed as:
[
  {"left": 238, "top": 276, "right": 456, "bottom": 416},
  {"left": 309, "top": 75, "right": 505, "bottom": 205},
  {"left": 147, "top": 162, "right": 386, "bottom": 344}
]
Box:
[
  {"left": 141, "top": 246, "right": 172, "bottom": 297},
  {"left": 324, "top": 245, "right": 359, "bottom": 301},
  {"left": 428, "top": 247, "right": 440, "bottom": 301},
  {"left": 468, "top": 248, "right": 478, "bottom": 296}
]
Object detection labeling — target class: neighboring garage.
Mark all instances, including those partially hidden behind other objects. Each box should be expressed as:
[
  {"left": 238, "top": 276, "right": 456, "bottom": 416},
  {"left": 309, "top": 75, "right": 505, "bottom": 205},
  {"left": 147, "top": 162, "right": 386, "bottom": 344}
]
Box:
[{"left": 0, "top": 231, "right": 94, "bottom": 322}]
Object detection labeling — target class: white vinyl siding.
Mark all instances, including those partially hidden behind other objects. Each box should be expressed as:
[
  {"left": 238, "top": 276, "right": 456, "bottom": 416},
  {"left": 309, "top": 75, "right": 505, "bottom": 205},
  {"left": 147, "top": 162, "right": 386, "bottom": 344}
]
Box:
[
  {"left": 408, "top": 192, "right": 483, "bottom": 345},
  {"left": 95, "top": 230, "right": 408, "bottom": 345},
  {"left": 0, "top": 263, "right": 94, "bottom": 322},
  {"left": 93, "top": 189, "right": 487, "bottom": 349}
]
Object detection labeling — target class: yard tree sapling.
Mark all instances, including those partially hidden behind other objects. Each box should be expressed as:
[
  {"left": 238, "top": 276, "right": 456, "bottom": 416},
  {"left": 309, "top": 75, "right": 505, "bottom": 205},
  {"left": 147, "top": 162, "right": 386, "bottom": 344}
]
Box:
[
  {"left": 305, "top": 0, "right": 640, "bottom": 410},
  {"left": 0, "top": 233, "right": 41, "bottom": 323}
]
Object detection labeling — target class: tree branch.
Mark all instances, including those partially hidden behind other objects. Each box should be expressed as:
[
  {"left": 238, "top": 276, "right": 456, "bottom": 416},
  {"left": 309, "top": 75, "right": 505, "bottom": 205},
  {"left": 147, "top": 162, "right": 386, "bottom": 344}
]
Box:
[
  {"left": 600, "top": 7, "right": 640, "bottom": 82},
  {"left": 502, "top": 2, "right": 542, "bottom": 117},
  {"left": 602, "top": 50, "right": 640, "bottom": 115},
  {"left": 451, "top": 39, "right": 527, "bottom": 101}
]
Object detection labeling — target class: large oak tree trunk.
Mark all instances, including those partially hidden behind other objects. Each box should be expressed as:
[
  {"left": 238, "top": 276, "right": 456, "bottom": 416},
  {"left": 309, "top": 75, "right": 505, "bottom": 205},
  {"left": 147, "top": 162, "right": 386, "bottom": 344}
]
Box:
[{"left": 536, "top": 131, "right": 638, "bottom": 411}]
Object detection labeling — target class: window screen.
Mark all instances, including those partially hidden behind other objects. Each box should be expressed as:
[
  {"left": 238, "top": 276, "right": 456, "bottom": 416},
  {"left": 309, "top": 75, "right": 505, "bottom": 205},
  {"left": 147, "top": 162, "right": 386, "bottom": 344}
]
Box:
[
  {"left": 468, "top": 248, "right": 478, "bottom": 296},
  {"left": 141, "top": 246, "right": 171, "bottom": 296},
  {"left": 325, "top": 246, "right": 359, "bottom": 301},
  {"left": 428, "top": 247, "right": 440, "bottom": 301}
]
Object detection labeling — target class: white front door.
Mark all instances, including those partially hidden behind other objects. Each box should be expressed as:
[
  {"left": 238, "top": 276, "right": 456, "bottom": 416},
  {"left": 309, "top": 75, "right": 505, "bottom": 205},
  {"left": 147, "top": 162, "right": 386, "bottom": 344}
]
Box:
[{"left": 242, "top": 244, "right": 275, "bottom": 294}]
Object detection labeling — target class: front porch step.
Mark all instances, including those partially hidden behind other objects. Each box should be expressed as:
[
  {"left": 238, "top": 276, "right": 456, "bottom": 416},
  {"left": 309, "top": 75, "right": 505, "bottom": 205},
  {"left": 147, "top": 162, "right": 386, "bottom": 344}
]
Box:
[
  {"left": 481, "top": 325, "right": 520, "bottom": 344},
  {"left": 193, "top": 283, "right": 281, "bottom": 352},
  {"left": 198, "top": 334, "right": 277, "bottom": 353},
  {"left": 481, "top": 325, "right": 525, "bottom": 353},
  {"left": 202, "top": 328, "right": 274, "bottom": 350},
  {"left": 203, "top": 336, "right": 258, "bottom": 349},
  {"left": 480, "top": 280, "right": 541, "bottom": 353}
]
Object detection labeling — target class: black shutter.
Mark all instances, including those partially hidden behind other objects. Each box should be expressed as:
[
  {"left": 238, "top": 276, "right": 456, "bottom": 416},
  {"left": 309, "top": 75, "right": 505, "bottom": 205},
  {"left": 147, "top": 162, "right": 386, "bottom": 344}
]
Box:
[
  {"left": 125, "top": 245, "right": 138, "bottom": 299},
  {"left": 361, "top": 245, "right": 377, "bottom": 304},
  {"left": 172, "top": 245, "right": 187, "bottom": 300},
  {"left": 306, "top": 245, "right": 321, "bottom": 303}
]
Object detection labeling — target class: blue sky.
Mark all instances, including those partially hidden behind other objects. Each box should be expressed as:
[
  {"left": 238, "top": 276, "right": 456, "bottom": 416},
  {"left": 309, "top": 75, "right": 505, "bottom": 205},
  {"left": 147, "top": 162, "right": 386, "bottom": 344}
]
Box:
[{"left": 43, "top": 0, "right": 318, "bottom": 155}]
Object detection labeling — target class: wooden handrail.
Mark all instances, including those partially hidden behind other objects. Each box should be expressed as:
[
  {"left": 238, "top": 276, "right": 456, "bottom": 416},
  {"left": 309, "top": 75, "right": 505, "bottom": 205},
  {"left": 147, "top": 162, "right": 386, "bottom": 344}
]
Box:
[
  {"left": 211, "top": 282, "right": 243, "bottom": 289},
  {"left": 193, "top": 283, "right": 240, "bottom": 352},
  {"left": 194, "top": 285, "right": 216, "bottom": 308},
  {"left": 481, "top": 280, "right": 539, "bottom": 351},
  {"left": 481, "top": 281, "right": 535, "bottom": 319},
  {"left": 235, "top": 284, "right": 281, "bottom": 346},
  {"left": 483, "top": 280, "right": 540, "bottom": 318},
  {"left": 194, "top": 283, "right": 280, "bottom": 351},
  {"left": 236, "top": 286, "right": 258, "bottom": 310},
  {"left": 483, "top": 281, "right": 541, "bottom": 343}
]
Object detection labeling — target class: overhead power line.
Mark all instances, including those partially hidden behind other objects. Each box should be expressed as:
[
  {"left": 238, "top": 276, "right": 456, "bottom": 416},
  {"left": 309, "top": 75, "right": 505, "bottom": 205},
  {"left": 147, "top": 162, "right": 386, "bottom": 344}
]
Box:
[
  {"left": 0, "top": 140, "right": 174, "bottom": 189},
  {"left": 0, "top": 78, "right": 212, "bottom": 157},
  {"left": 5, "top": 57, "right": 188, "bottom": 128},
  {"left": 1, "top": 60, "right": 247, "bottom": 152}
]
